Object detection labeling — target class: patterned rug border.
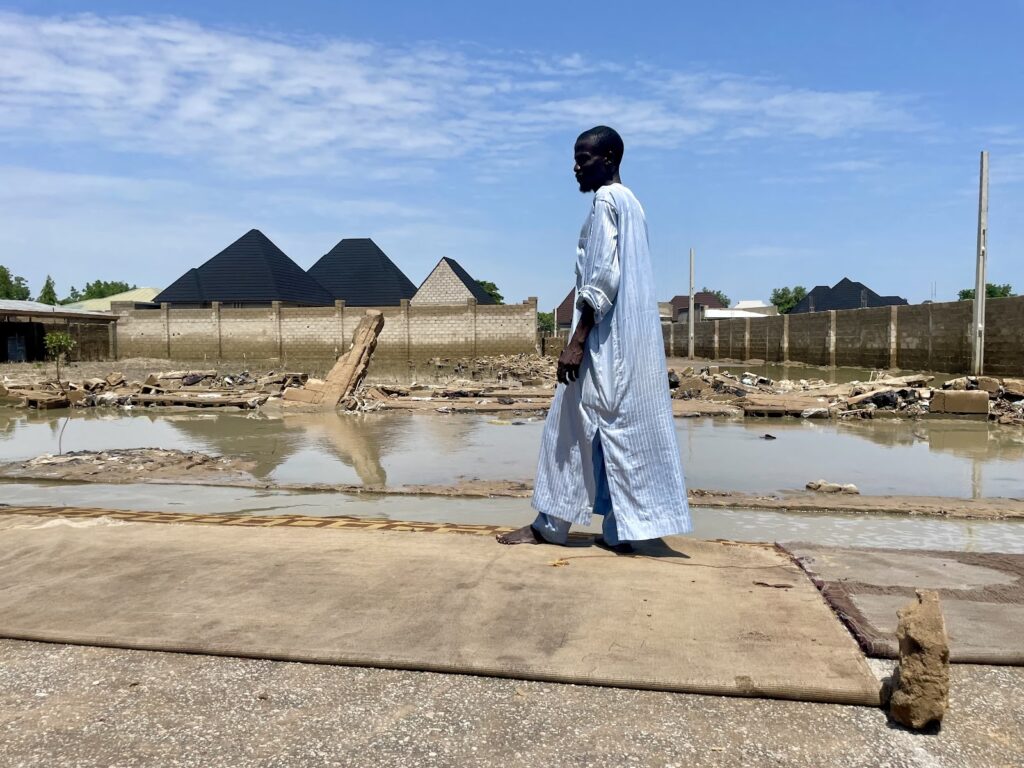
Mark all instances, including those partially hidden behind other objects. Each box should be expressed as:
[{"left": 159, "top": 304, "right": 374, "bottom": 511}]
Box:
[{"left": 0, "top": 505, "right": 516, "bottom": 536}]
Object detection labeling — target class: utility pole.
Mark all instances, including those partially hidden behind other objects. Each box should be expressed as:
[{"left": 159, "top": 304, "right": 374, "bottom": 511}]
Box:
[
  {"left": 688, "top": 248, "right": 695, "bottom": 359},
  {"left": 971, "top": 151, "right": 989, "bottom": 376}
]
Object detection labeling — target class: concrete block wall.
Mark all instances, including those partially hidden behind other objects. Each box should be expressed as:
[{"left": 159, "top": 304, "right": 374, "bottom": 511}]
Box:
[
  {"left": 217, "top": 307, "right": 278, "bottom": 361},
  {"left": 114, "top": 299, "right": 538, "bottom": 363},
  {"left": 659, "top": 295, "right": 1024, "bottom": 374},
  {"left": 475, "top": 300, "right": 537, "bottom": 355},
  {"left": 983, "top": 296, "right": 1024, "bottom": 376},
  {"left": 406, "top": 302, "right": 475, "bottom": 358},
  {"left": 112, "top": 307, "right": 167, "bottom": 358},
  {"left": 280, "top": 306, "right": 341, "bottom": 360},
  {"left": 834, "top": 306, "right": 891, "bottom": 368},
  {"left": 168, "top": 307, "right": 220, "bottom": 360}
]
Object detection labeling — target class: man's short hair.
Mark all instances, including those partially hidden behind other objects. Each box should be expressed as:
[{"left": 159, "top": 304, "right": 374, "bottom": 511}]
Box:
[{"left": 577, "top": 126, "right": 624, "bottom": 164}]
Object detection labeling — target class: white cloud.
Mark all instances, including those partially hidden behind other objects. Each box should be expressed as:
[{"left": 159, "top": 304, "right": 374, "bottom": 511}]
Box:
[
  {"left": 820, "top": 159, "right": 883, "bottom": 172},
  {"left": 0, "top": 11, "right": 921, "bottom": 177}
]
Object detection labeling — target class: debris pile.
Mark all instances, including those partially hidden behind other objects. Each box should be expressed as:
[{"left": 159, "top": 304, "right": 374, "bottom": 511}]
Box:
[
  {"left": 4, "top": 448, "right": 253, "bottom": 482},
  {"left": 1, "top": 368, "right": 307, "bottom": 411},
  {"left": 358, "top": 382, "right": 555, "bottom": 414},
  {"left": 663, "top": 366, "right": 1024, "bottom": 424},
  {"left": 425, "top": 354, "right": 557, "bottom": 386}
]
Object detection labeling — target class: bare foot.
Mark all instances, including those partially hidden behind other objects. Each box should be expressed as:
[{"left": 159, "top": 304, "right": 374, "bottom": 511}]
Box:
[
  {"left": 594, "top": 537, "right": 635, "bottom": 554},
  {"left": 496, "top": 525, "right": 545, "bottom": 545}
]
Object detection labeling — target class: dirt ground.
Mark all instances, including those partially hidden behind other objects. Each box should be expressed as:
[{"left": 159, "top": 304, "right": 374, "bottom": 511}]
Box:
[{"left": 1, "top": 639, "right": 1020, "bottom": 768}]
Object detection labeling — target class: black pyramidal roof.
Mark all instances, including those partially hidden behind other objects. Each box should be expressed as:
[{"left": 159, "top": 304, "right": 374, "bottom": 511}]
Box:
[
  {"left": 436, "top": 257, "right": 497, "bottom": 305},
  {"left": 155, "top": 229, "right": 334, "bottom": 305},
  {"left": 307, "top": 238, "right": 417, "bottom": 306},
  {"left": 791, "top": 277, "right": 908, "bottom": 314}
]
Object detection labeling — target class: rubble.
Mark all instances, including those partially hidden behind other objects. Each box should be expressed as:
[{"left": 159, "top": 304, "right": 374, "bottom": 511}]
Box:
[
  {"left": 4, "top": 350, "right": 1024, "bottom": 426},
  {"left": 283, "top": 311, "right": 385, "bottom": 410},
  {"left": 806, "top": 480, "right": 860, "bottom": 494},
  {"left": 929, "top": 390, "right": 989, "bottom": 416},
  {"left": 422, "top": 353, "right": 557, "bottom": 386},
  {"left": 5, "top": 448, "right": 254, "bottom": 482},
  {"left": 888, "top": 590, "right": 950, "bottom": 730}
]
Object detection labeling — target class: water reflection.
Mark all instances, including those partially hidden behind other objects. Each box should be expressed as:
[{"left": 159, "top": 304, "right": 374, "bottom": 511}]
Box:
[{"left": 1, "top": 407, "right": 1022, "bottom": 497}]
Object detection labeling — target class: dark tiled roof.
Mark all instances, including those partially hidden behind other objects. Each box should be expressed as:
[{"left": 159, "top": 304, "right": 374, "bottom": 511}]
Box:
[
  {"left": 155, "top": 229, "right": 334, "bottom": 305},
  {"left": 307, "top": 238, "right": 416, "bottom": 306},
  {"left": 670, "top": 292, "right": 723, "bottom": 312},
  {"left": 555, "top": 288, "right": 575, "bottom": 326},
  {"left": 437, "top": 257, "right": 497, "bottom": 305},
  {"left": 791, "top": 278, "right": 908, "bottom": 313},
  {"left": 158, "top": 268, "right": 203, "bottom": 303}
]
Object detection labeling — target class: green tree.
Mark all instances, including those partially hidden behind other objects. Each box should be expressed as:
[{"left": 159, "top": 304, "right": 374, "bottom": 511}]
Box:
[
  {"left": 0, "top": 265, "right": 31, "bottom": 300},
  {"left": 477, "top": 279, "right": 504, "bottom": 304},
  {"left": 537, "top": 311, "right": 555, "bottom": 334},
  {"left": 61, "top": 279, "right": 137, "bottom": 304},
  {"left": 44, "top": 330, "right": 76, "bottom": 392},
  {"left": 770, "top": 285, "right": 808, "bottom": 314},
  {"left": 36, "top": 275, "right": 59, "bottom": 305},
  {"left": 701, "top": 287, "right": 731, "bottom": 308},
  {"left": 958, "top": 283, "right": 1014, "bottom": 301}
]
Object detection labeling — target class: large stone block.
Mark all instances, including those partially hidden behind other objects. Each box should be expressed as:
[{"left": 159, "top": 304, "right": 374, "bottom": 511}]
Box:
[{"left": 929, "top": 390, "right": 989, "bottom": 415}]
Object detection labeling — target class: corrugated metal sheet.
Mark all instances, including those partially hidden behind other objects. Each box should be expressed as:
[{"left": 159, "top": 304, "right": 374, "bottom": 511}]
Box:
[
  {"left": 0, "top": 300, "right": 115, "bottom": 320},
  {"left": 63, "top": 287, "right": 159, "bottom": 311}
]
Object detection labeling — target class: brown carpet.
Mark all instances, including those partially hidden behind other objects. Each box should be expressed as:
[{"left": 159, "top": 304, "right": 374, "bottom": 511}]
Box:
[
  {"left": 782, "top": 543, "right": 1024, "bottom": 665},
  {"left": 0, "top": 514, "right": 881, "bottom": 706}
]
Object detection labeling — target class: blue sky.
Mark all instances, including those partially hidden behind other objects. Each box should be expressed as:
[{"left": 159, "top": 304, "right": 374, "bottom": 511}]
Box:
[{"left": 1, "top": 1, "right": 1022, "bottom": 310}]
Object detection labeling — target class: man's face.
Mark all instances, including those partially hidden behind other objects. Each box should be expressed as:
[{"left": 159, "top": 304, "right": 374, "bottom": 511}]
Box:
[{"left": 574, "top": 138, "right": 611, "bottom": 193}]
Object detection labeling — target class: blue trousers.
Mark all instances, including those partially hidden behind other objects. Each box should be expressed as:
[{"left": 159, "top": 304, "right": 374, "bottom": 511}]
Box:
[{"left": 532, "top": 433, "right": 623, "bottom": 546}]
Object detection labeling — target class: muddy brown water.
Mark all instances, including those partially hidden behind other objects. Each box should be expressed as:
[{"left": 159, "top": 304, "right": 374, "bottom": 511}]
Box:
[
  {"left": 2, "top": 409, "right": 1021, "bottom": 498},
  {"left": 2, "top": 408, "right": 1023, "bottom": 552}
]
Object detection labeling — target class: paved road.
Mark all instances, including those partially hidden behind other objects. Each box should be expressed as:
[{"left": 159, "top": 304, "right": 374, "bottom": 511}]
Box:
[{"left": 1, "top": 640, "right": 1020, "bottom": 768}]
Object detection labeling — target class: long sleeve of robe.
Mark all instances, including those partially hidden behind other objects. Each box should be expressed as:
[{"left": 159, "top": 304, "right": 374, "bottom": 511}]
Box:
[{"left": 532, "top": 183, "right": 691, "bottom": 541}]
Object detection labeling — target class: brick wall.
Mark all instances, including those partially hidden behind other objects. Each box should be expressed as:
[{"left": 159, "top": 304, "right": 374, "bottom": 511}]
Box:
[
  {"left": 114, "top": 299, "right": 538, "bottom": 364},
  {"left": 412, "top": 261, "right": 476, "bottom": 305},
  {"left": 834, "top": 306, "right": 891, "bottom": 368},
  {"left": 661, "top": 296, "right": 1024, "bottom": 374},
  {"left": 983, "top": 296, "right": 1024, "bottom": 376}
]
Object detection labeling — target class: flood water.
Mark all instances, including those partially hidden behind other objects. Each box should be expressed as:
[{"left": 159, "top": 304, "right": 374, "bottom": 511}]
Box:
[
  {"left": 2, "top": 409, "right": 1022, "bottom": 498},
  {"left": 5, "top": 481, "right": 1023, "bottom": 554},
  {"left": 2, "top": 407, "right": 1023, "bottom": 552}
]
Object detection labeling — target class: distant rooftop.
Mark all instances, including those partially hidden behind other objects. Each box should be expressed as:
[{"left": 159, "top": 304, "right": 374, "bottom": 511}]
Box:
[
  {"left": 307, "top": 238, "right": 416, "bottom": 306},
  {"left": 64, "top": 287, "right": 160, "bottom": 311},
  {"left": 155, "top": 229, "right": 334, "bottom": 306}
]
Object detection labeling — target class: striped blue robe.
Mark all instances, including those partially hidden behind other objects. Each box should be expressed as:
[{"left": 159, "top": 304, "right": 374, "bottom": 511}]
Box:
[{"left": 532, "top": 183, "right": 691, "bottom": 541}]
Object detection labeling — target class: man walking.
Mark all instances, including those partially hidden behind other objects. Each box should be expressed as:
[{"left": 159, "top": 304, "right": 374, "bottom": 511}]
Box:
[{"left": 497, "top": 126, "right": 691, "bottom": 552}]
